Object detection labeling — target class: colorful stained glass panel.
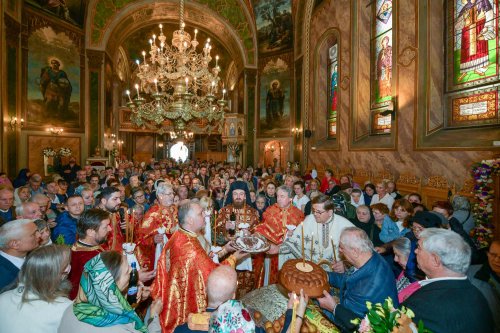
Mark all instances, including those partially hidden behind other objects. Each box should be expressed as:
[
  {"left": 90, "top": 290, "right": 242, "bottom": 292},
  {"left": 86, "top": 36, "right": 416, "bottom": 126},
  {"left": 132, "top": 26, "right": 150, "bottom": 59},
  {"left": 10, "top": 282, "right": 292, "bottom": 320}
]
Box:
[{"left": 328, "top": 44, "right": 338, "bottom": 138}]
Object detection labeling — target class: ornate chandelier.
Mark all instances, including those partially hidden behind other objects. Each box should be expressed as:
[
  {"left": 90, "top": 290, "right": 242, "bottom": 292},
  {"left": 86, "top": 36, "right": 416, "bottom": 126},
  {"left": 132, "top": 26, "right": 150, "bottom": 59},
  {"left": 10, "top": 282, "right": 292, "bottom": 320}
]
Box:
[{"left": 125, "top": 0, "right": 227, "bottom": 133}]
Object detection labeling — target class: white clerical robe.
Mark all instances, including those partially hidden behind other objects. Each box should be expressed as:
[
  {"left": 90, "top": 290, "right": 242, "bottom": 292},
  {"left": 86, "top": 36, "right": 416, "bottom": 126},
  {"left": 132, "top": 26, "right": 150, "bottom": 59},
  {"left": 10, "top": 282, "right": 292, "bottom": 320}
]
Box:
[{"left": 279, "top": 213, "right": 354, "bottom": 272}]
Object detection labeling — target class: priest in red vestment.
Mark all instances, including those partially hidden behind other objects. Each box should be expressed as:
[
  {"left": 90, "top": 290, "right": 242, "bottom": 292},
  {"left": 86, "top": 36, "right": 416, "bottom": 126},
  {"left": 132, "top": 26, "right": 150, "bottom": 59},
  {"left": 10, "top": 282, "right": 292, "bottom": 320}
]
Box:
[
  {"left": 136, "top": 182, "right": 178, "bottom": 270},
  {"left": 151, "top": 200, "right": 244, "bottom": 333},
  {"left": 96, "top": 186, "right": 124, "bottom": 252},
  {"left": 68, "top": 208, "right": 111, "bottom": 299},
  {"left": 254, "top": 185, "right": 304, "bottom": 287}
]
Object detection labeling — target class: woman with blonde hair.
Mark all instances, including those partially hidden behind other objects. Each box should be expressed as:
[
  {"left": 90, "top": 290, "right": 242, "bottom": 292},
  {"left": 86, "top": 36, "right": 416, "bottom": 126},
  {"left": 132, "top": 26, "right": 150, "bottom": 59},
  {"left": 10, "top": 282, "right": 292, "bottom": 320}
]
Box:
[{"left": 0, "top": 244, "right": 72, "bottom": 333}]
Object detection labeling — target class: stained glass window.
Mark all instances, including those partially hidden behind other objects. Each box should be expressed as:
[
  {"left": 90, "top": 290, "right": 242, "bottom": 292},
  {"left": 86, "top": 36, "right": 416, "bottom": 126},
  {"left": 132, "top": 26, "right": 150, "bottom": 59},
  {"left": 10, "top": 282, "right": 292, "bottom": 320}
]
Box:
[
  {"left": 446, "top": 0, "right": 500, "bottom": 128},
  {"left": 328, "top": 44, "right": 338, "bottom": 138},
  {"left": 371, "top": 0, "right": 393, "bottom": 134}
]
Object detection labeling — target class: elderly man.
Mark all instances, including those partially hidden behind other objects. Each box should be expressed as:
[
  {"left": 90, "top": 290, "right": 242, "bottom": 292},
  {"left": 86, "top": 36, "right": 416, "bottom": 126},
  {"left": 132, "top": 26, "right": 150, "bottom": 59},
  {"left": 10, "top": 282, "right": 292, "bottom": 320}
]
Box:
[
  {"left": 317, "top": 227, "right": 398, "bottom": 331},
  {"left": 279, "top": 194, "right": 354, "bottom": 271},
  {"left": 67, "top": 208, "right": 112, "bottom": 299},
  {"left": 52, "top": 195, "right": 84, "bottom": 245},
  {"left": 0, "top": 219, "right": 41, "bottom": 290},
  {"left": 403, "top": 228, "right": 494, "bottom": 333},
  {"left": 254, "top": 185, "right": 304, "bottom": 287},
  {"left": 173, "top": 266, "right": 238, "bottom": 332},
  {"left": 0, "top": 186, "right": 15, "bottom": 224},
  {"left": 15, "top": 202, "right": 42, "bottom": 220},
  {"left": 28, "top": 173, "right": 44, "bottom": 197},
  {"left": 468, "top": 240, "right": 500, "bottom": 333},
  {"left": 136, "top": 182, "right": 178, "bottom": 271},
  {"left": 30, "top": 193, "right": 56, "bottom": 225},
  {"left": 152, "top": 200, "right": 244, "bottom": 333}
]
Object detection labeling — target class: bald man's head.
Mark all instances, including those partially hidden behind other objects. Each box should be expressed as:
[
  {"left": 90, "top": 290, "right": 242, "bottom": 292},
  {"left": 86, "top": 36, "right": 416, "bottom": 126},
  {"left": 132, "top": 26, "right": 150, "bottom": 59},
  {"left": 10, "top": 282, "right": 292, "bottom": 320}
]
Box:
[{"left": 207, "top": 266, "right": 237, "bottom": 308}]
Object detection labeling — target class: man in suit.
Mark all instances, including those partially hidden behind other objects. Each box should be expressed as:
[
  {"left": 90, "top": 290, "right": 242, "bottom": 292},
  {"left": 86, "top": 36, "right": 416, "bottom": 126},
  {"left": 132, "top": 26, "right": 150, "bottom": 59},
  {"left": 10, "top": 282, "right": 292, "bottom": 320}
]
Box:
[
  {"left": 317, "top": 227, "right": 398, "bottom": 332},
  {"left": 195, "top": 165, "right": 210, "bottom": 190},
  {"left": 0, "top": 219, "right": 41, "bottom": 290},
  {"left": 403, "top": 228, "right": 494, "bottom": 333}
]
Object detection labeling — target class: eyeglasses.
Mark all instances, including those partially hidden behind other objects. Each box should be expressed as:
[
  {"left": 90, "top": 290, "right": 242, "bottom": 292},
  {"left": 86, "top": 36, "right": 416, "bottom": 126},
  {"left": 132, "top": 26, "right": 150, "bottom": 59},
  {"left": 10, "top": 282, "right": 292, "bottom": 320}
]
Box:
[{"left": 312, "top": 210, "right": 327, "bottom": 215}]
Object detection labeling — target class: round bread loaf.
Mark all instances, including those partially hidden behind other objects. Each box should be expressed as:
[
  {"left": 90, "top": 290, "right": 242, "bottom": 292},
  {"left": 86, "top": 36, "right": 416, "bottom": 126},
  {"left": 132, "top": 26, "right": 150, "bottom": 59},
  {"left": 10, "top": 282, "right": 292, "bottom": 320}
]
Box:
[{"left": 278, "top": 259, "right": 329, "bottom": 298}]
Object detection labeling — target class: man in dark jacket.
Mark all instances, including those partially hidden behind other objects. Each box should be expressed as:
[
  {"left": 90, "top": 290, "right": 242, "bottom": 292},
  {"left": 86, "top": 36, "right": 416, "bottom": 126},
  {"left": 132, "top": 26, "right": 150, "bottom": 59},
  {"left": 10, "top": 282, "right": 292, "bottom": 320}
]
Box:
[
  {"left": 403, "top": 228, "right": 494, "bottom": 333},
  {"left": 317, "top": 227, "right": 398, "bottom": 332}
]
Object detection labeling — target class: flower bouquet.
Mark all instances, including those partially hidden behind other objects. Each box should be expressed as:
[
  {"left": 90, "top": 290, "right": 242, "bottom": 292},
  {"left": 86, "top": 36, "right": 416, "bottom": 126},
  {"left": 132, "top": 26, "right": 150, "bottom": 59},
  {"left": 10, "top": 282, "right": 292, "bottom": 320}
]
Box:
[
  {"left": 469, "top": 159, "right": 499, "bottom": 248},
  {"left": 58, "top": 147, "right": 72, "bottom": 157},
  {"left": 42, "top": 147, "right": 57, "bottom": 157},
  {"left": 351, "top": 298, "right": 430, "bottom": 333}
]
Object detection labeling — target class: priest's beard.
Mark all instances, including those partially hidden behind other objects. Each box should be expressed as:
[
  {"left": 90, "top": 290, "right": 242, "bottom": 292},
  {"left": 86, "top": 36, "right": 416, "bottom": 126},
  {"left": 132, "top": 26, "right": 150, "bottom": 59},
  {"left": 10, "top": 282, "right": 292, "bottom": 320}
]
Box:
[{"left": 233, "top": 200, "right": 245, "bottom": 209}]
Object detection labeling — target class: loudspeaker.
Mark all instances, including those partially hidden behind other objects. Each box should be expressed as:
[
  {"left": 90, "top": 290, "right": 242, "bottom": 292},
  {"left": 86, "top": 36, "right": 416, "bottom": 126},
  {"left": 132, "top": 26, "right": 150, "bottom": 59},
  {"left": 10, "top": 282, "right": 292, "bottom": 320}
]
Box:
[{"left": 304, "top": 129, "right": 312, "bottom": 138}]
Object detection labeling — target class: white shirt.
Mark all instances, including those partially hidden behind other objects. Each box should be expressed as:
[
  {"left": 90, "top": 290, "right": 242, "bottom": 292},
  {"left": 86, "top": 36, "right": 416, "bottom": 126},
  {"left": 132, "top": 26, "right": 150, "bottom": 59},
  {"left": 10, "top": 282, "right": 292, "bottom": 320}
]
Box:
[
  {"left": 293, "top": 195, "right": 310, "bottom": 212},
  {"left": 0, "top": 250, "right": 25, "bottom": 269},
  {"left": 0, "top": 286, "right": 72, "bottom": 333},
  {"left": 419, "top": 276, "right": 467, "bottom": 287},
  {"left": 370, "top": 193, "right": 395, "bottom": 210}
]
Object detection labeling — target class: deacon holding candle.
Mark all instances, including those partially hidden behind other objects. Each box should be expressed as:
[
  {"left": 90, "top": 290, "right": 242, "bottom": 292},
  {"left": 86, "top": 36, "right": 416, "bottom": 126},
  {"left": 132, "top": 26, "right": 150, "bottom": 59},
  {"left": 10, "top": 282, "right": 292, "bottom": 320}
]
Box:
[{"left": 279, "top": 194, "right": 354, "bottom": 272}]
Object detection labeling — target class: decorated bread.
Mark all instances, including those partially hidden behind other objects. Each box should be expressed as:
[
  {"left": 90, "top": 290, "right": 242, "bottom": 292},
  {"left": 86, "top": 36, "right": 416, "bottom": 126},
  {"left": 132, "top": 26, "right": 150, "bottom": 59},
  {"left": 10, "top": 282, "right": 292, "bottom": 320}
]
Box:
[{"left": 279, "top": 259, "right": 329, "bottom": 298}]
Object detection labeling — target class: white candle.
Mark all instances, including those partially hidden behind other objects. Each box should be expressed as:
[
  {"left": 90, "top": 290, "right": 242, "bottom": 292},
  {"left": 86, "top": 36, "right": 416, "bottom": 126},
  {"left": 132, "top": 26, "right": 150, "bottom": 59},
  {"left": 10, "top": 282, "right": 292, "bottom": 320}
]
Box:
[
  {"left": 142, "top": 51, "right": 146, "bottom": 63},
  {"left": 154, "top": 79, "right": 158, "bottom": 93},
  {"left": 135, "top": 84, "right": 140, "bottom": 98},
  {"left": 126, "top": 90, "right": 132, "bottom": 102}
]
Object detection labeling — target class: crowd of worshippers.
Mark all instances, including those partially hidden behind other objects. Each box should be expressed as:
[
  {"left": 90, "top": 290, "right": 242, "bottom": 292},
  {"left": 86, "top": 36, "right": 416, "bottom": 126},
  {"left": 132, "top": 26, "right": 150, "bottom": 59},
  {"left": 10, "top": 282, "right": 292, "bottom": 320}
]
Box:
[{"left": 0, "top": 159, "right": 497, "bottom": 333}]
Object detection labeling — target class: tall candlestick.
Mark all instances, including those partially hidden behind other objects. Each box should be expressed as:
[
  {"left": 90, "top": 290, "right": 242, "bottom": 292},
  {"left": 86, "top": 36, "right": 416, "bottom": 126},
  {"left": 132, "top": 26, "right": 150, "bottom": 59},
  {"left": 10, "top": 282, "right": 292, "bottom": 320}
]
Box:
[
  {"left": 331, "top": 237, "right": 337, "bottom": 262},
  {"left": 213, "top": 211, "right": 217, "bottom": 246},
  {"left": 301, "top": 223, "right": 305, "bottom": 265},
  {"left": 154, "top": 79, "right": 158, "bottom": 93},
  {"left": 125, "top": 209, "right": 129, "bottom": 243}
]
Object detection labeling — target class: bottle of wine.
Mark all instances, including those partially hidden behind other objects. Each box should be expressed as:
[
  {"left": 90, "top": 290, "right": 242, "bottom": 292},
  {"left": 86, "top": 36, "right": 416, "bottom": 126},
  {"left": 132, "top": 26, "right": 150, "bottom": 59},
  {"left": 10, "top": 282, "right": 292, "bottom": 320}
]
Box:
[
  {"left": 127, "top": 262, "right": 139, "bottom": 305},
  {"left": 228, "top": 212, "right": 237, "bottom": 236}
]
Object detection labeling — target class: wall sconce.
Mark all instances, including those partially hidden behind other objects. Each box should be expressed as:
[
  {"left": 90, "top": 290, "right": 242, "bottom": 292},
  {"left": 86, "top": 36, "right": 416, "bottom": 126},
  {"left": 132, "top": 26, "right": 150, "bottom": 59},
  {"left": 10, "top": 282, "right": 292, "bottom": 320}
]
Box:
[
  {"left": 10, "top": 117, "right": 24, "bottom": 131},
  {"left": 291, "top": 127, "right": 302, "bottom": 139},
  {"left": 47, "top": 127, "right": 63, "bottom": 135},
  {"left": 158, "top": 142, "right": 164, "bottom": 148}
]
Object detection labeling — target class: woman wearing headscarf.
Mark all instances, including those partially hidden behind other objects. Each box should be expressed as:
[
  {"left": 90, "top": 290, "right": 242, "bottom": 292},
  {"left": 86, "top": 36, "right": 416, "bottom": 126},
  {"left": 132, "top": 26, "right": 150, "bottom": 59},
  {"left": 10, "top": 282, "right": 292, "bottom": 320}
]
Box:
[
  {"left": 351, "top": 205, "right": 383, "bottom": 247},
  {"left": 58, "top": 251, "right": 162, "bottom": 333}
]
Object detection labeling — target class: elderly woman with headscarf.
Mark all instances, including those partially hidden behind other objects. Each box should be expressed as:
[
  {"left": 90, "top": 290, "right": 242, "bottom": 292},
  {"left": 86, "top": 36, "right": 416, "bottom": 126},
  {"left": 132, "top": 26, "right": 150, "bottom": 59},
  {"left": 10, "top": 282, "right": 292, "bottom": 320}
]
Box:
[
  {"left": 58, "top": 251, "right": 162, "bottom": 333},
  {"left": 351, "top": 205, "right": 383, "bottom": 247}
]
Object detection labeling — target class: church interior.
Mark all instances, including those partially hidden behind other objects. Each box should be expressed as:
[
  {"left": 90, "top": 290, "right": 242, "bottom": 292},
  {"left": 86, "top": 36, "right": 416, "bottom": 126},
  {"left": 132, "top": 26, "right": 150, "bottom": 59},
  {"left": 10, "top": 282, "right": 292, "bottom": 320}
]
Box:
[
  {"left": 0, "top": 1, "right": 500, "bottom": 332},
  {"left": 0, "top": 0, "right": 498, "bottom": 198}
]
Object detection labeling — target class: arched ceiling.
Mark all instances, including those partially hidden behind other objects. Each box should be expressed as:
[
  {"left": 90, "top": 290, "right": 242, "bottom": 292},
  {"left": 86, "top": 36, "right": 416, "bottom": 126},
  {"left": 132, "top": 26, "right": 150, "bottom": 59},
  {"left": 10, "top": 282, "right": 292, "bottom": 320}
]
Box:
[{"left": 86, "top": 0, "right": 257, "bottom": 67}]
